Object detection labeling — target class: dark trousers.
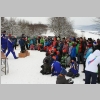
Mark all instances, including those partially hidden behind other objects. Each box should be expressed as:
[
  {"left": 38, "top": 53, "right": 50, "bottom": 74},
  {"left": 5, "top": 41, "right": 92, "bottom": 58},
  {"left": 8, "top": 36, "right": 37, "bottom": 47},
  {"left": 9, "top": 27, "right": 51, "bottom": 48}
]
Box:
[
  {"left": 6, "top": 49, "right": 17, "bottom": 59},
  {"left": 21, "top": 46, "right": 25, "bottom": 53},
  {"left": 13, "top": 45, "right": 16, "bottom": 50},
  {"left": 25, "top": 43, "right": 29, "bottom": 50},
  {"left": 98, "top": 65, "right": 100, "bottom": 81},
  {"left": 83, "top": 60, "right": 86, "bottom": 71},
  {"left": 2, "top": 45, "right": 7, "bottom": 53},
  {"left": 77, "top": 53, "right": 84, "bottom": 64},
  {"left": 85, "top": 71, "right": 97, "bottom": 84}
]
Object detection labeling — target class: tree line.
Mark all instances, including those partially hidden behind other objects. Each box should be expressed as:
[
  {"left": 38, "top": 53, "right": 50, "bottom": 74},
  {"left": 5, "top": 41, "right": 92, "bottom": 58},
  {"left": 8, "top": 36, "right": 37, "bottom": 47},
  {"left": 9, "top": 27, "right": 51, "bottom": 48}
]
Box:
[
  {"left": 1, "top": 17, "right": 77, "bottom": 38},
  {"left": 1, "top": 17, "right": 48, "bottom": 37}
]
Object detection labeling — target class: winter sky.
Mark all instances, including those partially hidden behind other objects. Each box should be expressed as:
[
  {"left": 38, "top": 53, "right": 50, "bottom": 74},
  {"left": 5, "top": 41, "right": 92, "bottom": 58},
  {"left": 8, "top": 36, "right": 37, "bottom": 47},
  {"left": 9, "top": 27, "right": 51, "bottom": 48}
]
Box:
[{"left": 5, "top": 17, "right": 96, "bottom": 26}]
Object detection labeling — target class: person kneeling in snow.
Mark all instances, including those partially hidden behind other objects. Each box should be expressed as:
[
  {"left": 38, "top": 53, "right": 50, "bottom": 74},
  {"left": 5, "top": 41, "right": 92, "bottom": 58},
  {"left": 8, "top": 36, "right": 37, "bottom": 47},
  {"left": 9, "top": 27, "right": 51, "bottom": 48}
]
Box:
[
  {"left": 56, "top": 68, "right": 74, "bottom": 84},
  {"left": 51, "top": 56, "right": 62, "bottom": 76},
  {"left": 67, "top": 58, "right": 79, "bottom": 78},
  {"left": 40, "top": 52, "right": 51, "bottom": 75}
]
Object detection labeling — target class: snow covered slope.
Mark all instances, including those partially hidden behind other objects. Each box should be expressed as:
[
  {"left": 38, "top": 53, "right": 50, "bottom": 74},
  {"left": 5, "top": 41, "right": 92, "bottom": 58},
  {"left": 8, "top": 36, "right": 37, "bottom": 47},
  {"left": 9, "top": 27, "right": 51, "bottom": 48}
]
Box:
[{"left": 75, "top": 30, "right": 100, "bottom": 40}]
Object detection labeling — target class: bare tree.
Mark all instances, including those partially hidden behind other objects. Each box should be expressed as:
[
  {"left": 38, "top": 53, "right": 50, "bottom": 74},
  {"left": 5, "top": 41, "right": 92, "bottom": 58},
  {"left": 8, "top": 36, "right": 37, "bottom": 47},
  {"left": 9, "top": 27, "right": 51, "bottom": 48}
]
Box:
[
  {"left": 48, "top": 17, "right": 76, "bottom": 38},
  {"left": 1, "top": 17, "right": 48, "bottom": 37}
]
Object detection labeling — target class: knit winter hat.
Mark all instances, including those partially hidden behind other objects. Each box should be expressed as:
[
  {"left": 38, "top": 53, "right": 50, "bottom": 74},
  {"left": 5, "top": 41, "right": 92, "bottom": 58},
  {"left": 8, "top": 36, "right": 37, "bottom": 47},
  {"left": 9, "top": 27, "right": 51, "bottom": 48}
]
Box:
[{"left": 60, "top": 68, "right": 67, "bottom": 75}]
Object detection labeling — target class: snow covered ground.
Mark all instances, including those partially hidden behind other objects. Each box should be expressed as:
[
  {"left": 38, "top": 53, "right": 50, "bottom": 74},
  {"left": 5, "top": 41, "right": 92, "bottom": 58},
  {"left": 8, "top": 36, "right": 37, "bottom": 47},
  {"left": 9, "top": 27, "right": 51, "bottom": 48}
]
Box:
[{"left": 1, "top": 46, "right": 85, "bottom": 84}]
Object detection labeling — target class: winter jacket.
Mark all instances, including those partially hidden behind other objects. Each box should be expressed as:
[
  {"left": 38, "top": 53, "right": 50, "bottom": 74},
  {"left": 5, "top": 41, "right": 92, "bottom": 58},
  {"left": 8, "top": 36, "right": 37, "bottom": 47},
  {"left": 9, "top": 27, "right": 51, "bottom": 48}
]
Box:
[
  {"left": 63, "top": 44, "right": 68, "bottom": 51},
  {"left": 61, "top": 56, "right": 67, "bottom": 67},
  {"left": 71, "top": 47, "right": 76, "bottom": 58},
  {"left": 69, "top": 46, "right": 73, "bottom": 55},
  {"left": 7, "top": 38, "right": 14, "bottom": 50},
  {"left": 12, "top": 38, "right": 17, "bottom": 45},
  {"left": 51, "top": 61, "right": 62, "bottom": 74},
  {"left": 80, "top": 41, "right": 85, "bottom": 53},
  {"left": 84, "top": 47, "right": 93, "bottom": 59},
  {"left": 40, "top": 39, "right": 44, "bottom": 45},
  {"left": 33, "top": 38, "right": 37, "bottom": 45},
  {"left": 43, "top": 56, "right": 51, "bottom": 65},
  {"left": 44, "top": 41, "right": 49, "bottom": 46},
  {"left": 70, "top": 62, "right": 79, "bottom": 75},
  {"left": 59, "top": 43, "right": 63, "bottom": 51},
  {"left": 19, "top": 39, "right": 25, "bottom": 47},
  {"left": 43, "top": 63, "right": 51, "bottom": 73},
  {"left": 56, "top": 75, "right": 69, "bottom": 84},
  {"left": 1, "top": 34, "right": 7, "bottom": 48},
  {"left": 85, "top": 50, "right": 100, "bottom": 73},
  {"left": 78, "top": 44, "right": 82, "bottom": 53},
  {"left": 30, "top": 40, "right": 33, "bottom": 45},
  {"left": 76, "top": 44, "right": 79, "bottom": 55}
]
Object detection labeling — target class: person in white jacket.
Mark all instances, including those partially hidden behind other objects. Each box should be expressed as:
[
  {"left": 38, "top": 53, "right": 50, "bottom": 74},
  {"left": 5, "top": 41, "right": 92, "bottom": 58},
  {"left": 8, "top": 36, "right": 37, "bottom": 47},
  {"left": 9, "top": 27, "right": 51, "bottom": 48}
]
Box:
[{"left": 85, "top": 50, "right": 100, "bottom": 84}]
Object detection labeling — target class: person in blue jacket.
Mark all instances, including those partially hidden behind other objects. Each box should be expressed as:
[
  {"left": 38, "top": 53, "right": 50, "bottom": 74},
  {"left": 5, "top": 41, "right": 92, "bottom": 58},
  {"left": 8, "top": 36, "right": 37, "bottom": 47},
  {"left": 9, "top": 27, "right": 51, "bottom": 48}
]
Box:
[
  {"left": 44, "top": 39, "right": 49, "bottom": 46},
  {"left": 69, "top": 58, "right": 79, "bottom": 78},
  {"left": 33, "top": 37, "right": 37, "bottom": 45},
  {"left": 1, "top": 31, "right": 7, "bottom": 53},
  {"left": 29, "top": 39, "right": 33, "bottom": 48},
  {"left": 51, "top": 56, "right": 63, "bottom": 76},
  {"left": 70, "top": 43, "right": 76, "bottom": 59},
  {"left": 6, "top": 37, "right": 18, "bottom": 59}
]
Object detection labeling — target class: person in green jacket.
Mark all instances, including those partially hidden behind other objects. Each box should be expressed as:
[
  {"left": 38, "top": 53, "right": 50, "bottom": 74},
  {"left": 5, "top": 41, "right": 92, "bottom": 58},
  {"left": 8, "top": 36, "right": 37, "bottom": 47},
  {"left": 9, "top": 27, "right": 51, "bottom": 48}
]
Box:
[
  {"left": 60, "top": 53, "right": 68, "bottom": 69},
  {"left": 76, "top": 41, "right": 79, "bottom": 56},
  {"left": 40, "top": 37, "right": 44, "bottom": 46}
]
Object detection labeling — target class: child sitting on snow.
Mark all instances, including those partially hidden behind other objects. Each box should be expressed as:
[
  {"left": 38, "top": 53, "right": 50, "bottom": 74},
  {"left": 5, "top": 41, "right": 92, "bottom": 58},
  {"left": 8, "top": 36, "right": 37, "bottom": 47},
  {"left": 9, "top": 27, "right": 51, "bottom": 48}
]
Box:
[
  {"left": 40, "top": 52, "right": 51, "bottom": 75},
  {"left": 56, "top": 68, "right": 74, "bottom": 84},
  {"left": 51, "top": 56, "right": 62, "bottom": 76},
  {"left": 67, "top": 58, "right": 80, "bottom": 78}
]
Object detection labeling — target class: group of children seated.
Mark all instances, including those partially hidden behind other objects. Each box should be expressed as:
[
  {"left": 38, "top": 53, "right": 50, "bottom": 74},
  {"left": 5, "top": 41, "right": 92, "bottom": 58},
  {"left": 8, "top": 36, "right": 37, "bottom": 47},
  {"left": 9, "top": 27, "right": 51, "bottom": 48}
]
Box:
[{"left": 40, "top": 49, "right": 80, "bottom": 84}]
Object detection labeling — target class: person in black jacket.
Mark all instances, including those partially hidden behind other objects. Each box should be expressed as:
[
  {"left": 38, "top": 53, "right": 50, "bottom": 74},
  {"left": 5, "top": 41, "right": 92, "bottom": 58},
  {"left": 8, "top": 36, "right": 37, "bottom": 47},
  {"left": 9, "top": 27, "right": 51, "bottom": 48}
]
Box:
[
  {"left": 40, "top": 52, "right": 51, "bottom": 75},
  {"left": 19, "top": 37, "right": 26, "bottom": 53},
  {"left": 56, "top": 68, "right": 74, "bottom": 84}
]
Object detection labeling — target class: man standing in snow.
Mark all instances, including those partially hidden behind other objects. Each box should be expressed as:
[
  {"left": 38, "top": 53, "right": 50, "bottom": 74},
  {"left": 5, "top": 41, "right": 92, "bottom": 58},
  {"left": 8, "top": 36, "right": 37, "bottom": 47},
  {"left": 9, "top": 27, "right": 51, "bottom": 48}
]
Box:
[
  {"left": 6, "top": 37, "right": 18, "bottom": 59},
  {"left": 85, "top": 49, "right": 100, "bottom": 84}
]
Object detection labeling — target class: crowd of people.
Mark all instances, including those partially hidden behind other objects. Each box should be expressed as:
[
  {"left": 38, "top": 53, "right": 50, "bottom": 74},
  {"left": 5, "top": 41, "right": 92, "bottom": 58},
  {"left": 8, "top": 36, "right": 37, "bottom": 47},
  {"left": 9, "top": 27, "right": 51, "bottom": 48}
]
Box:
[
  {"left": 35, "top": 35, "right": 100, "bottom": 84},
  {"left": 1, "top": 30, "right": 100, "bottom": 84}
]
